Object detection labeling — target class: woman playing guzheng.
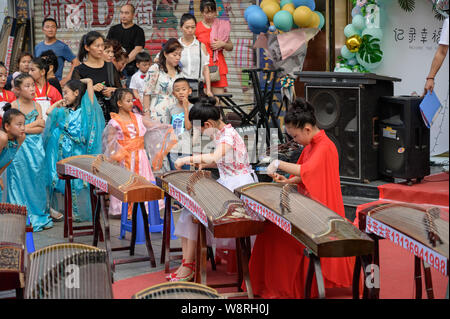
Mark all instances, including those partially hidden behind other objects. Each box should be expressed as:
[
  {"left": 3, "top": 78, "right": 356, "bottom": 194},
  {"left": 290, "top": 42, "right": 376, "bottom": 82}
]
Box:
[
  {"left": 0, "top": 104, "right": 26, "bottom": 200},
  {"left": 248, "top": 97, "right": 355, "bottom": 298},
  {"left": 43, "top": 78, "right": 105, "bottom": 223},
  {"left": 171, "top": 96, "right": 258, "bottom": 282},
  {"left": 102, "top": 88, "right": 177, "bottom": 218}
]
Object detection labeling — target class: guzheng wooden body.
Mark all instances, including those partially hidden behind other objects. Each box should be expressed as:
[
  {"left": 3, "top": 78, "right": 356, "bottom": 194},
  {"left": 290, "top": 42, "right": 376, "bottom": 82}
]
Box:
[
  {"left": 0, "top": 204, "right": 27, "bottom": 293},
  {"left": 158, "top": 170, "right": 265, "bottom": 238},
  {"left": 25, "top": 243, "right": 113, "bottom": 299},
  {"left": 56, "top": 154, "right": 164, "bottom": 203},
  {"left": 359, "top": 203, "right": 449, "bottom": 276},
  {"left": 235, "top": 183, "right": 374, "bottom": 257},
  {"left": 132, "top": 282, "right": 223, "bottom": 299}
]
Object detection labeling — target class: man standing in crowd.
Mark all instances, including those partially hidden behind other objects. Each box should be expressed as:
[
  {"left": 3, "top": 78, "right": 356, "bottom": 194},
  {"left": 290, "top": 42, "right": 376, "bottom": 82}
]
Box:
[
  {"left": 107, "top": 4, "right": 146, "bottom": 86},
  {"left": 34, "top": 18, "right": 79, "bottom": 86}
]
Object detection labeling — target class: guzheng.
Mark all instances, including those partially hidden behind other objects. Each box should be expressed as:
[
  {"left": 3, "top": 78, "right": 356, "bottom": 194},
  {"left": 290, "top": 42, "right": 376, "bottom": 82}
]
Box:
[
  {"left": 0, "top": 204, "right": 27, "bottom": 293},
  {"left": 56, "top": 154, "right": 164, "bottom": 203},
  {"left": 235, "top": 183, "right": 374, "bottom": 257},
  {"left": 25, "top": 243, "right": 113, "bottom": 299},
  {"left": 132, "top": 282, "right": 223, "bottom": 299},
  {"left": 158, "top": 170, "right": 265, "bottom": 238},
  {"left": 359, "top": 203, "right": 449, "bottom": 276}
]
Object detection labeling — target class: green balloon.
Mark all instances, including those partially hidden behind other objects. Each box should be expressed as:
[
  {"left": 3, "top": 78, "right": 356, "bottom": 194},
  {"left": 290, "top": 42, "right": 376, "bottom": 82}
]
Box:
[
  {"left": 344, "top": 24, "right": 359, "bottom": 37},
  {"left": 280, "top": 0, "right": 293, "bottom": 8},
  {"left": 273, "top": 10, "right": 294, "bottom": 32},
  {"left": 341, "top": 46, "right": 355, "bottom": 59}
]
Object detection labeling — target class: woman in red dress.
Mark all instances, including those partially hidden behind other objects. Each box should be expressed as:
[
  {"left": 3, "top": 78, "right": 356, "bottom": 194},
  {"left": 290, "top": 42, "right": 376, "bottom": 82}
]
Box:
[
  {"left": 0, "top": 62, "right": 17, "bottom": 127},
  {"left": 248, "top": 97, "right": 355, "bottom": 298},
  {"left": 195, "top": 0, "right": 233, "bottom": 95}
]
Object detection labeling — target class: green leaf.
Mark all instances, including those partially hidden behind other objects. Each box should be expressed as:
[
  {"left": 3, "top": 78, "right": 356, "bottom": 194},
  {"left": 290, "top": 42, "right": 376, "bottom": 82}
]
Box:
[{"left": 398, "top": 0, "right": 415, "bottom": 12}]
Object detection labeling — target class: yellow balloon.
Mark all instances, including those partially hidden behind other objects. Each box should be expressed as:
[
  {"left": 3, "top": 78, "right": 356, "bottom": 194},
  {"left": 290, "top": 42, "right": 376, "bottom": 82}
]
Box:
[
  {"left": 260, "top": 0, "right": 278, "bottom": 9},
  {"left": 346, "top": 35, "right": 362, "bottom": 53},
  {"left": 281, "top": 3, "right": 295, "bottom": 15},
  {"left": 263, "top": 2, "right": 281, "bottom": 21},
  {"left": 293, "top": 6, "right": 313, "bottom": 28},
  {"left": 308, "top": 12, "right": 320, "bottom": 28}
]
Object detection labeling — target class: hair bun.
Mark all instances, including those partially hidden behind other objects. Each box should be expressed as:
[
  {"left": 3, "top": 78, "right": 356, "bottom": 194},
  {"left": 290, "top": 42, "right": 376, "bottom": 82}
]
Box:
[
  {"left": 291, "top": 97, "right": 314, "bottom": 115},
  {"left": 2, "top": 103, "right": 12, "bottom": 113},
  {"left": 188, "top": 96, "right": 217, "bottom": 107}
]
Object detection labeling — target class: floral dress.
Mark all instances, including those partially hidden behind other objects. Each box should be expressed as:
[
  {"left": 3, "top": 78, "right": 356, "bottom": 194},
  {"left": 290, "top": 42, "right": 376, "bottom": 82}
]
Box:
[{"left": 143, "top": 63, "right": 180, "bottom": 124}]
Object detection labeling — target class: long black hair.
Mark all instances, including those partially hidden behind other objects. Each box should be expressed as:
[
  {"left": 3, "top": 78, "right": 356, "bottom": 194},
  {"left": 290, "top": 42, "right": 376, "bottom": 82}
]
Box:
[
  {"left": 78, "top": 31, "right": 105, "bottom": 62},
  {"left": 157, "top": 38, "right": 182, "bottom": 74},
  {"left": 188, "top": 96, "right": 219, "bottom": 126},
  {"left": 112, "top": 88, "right": 133, "bottom": 112},
  {"left": 39, "top": 50, "right": 59, "bottom": 76},
  {"left": 31, "top": 57, "right": 51, "bottom": 98},
  {"left": 63, "top": 79, "right": 87, "bottom": 109},
  {"left": 284, "top": 97, "right": 317, "bottom": 129},
  {"left": 2, "top": 103, "right": 25, "bottom": 131}
]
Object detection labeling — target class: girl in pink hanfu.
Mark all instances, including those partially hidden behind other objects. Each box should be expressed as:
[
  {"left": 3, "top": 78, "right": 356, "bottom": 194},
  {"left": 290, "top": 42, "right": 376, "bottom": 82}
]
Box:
[{"left": 103, "top": 88, "right": 176, "bottom": 218}]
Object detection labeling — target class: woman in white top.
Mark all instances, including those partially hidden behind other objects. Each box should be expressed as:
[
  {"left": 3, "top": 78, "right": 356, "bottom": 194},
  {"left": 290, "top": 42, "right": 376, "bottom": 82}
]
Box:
[{"left": 178, "top": 13, "right": 213, "bottom": 97}]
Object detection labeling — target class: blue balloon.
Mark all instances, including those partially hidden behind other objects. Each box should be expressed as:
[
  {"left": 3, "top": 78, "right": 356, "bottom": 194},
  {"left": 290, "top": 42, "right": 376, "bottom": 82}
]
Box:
[
  {"left": 352, "top": 15, "right": 365, "bottom": 30},
  {"left": 245, "top": 5, "right": 262, "bottom": 21},
  {"left": 351, "top": 6, "right": 362, "bottom": 17},
  {"left": 249, "top": 23, "right": 269, "bottom": 34},
  {"left": 269, "top": 25, "right": 277, "bottom": 32},
  {"left": 314, "top": 11, "right": 325, "bottom": 29},
  {"left": 247, "top": 10, "right": 269, "bottom": 29},
  {"left": 344, "top": 24, "right": 359, "bottom": 37},
  {"left": 273, "top": 10, "right": 294, "bottom": 32},
  {"left": 293, "top": 0, "right": 315, "bottom": 10},
  {"left": 341, "top": 46, "right": 355, "bottom": 59}
]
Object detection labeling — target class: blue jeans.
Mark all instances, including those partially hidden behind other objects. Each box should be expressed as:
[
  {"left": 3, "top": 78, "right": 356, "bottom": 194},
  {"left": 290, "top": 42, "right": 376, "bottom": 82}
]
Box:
[{"left": 168, "top": 152, "right": 191, "bottom": 171}]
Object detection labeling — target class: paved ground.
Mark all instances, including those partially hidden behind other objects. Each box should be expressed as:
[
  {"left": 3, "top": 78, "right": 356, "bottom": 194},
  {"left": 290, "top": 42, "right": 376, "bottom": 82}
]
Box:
[{"left": 0, "top": 208, "right": 183, "bottom": 298}]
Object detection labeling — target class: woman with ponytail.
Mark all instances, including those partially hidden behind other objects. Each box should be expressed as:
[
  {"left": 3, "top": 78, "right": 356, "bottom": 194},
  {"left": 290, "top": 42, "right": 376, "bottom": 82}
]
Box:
[
  {"left": 168, "top": 96, "right": 257, "bottom": 282},
  {"left": 249, "top": 97, "right": 355, "bottom": 298}
]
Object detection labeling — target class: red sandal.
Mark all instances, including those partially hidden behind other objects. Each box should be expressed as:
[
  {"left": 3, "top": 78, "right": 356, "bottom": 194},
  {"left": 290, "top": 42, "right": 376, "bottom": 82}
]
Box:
[{"left": 169, "top": 261, "right": 195, "bottom": 282}]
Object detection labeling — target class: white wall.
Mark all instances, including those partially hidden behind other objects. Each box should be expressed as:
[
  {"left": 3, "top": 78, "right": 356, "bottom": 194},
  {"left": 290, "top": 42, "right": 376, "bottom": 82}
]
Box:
[{"left": 376, "top": 0, "right": 449, "bottom": 155}]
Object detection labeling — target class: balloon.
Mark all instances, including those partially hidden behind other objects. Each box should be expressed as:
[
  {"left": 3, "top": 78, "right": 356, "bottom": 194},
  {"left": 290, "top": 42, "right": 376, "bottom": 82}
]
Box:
[
  {"left": 247, "top": 10, "right": 269, "bottom": 29},
  {"left": 245, "top": 5, "right": 262, "bottom": 21},
  {"left": 273, "top": 10, "right": 294, "bottom": 32},
  {"left": 344, "top": 24, "right": 359, "bottom": 37},
  {"left": 341, "top": 45, "right": 356, "bottom": 59},
  {"left": 293, "top": 6, "right": 312, "bottom": 27},
  {"left": 336, "top": 67, "right": 353, "bottom": 73},
  {"left": 352, "top": 14, "right": 365, "bottom": 30},
  {"left": 308, "top": 11, "right": 320, "bottom": 28},
  {"left": 260, "top": 0, "right": 278, "bottom": 9},
  {"left": 347, "top": 57, "right": 358, "bottom": 66},
  {"left": 346, "top": 34, "right": 362, "bottom": 53},
  {"left": 362, "top": 27, "right": 383, "bottom": 40},
  {"left": 263, "top": 2, "right": 281, "bottom": 21},
  {"left": 351, "top": 6, "right": 362, "bottom": 17},
  {"left": 315, "top": 11, "right": 325, "bottom": 29},
  {"left": 293, "top": 0, "right": 316, "bottom": 11},
  {"left": 269, "top": 25, "right": 277, "bottom": 32},
  {"left": 282, "top": 3, "right": 296, "bottom": 15},
  {"left": 280, "top": 0, "right": 293, "bottom": 7}
]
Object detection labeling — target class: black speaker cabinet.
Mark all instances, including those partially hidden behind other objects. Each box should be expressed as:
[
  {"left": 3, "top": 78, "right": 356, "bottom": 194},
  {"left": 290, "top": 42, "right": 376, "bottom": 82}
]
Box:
[
  {"left": 297, "top": 72, "right": 401, "bottom": 183},
  {"left": 378, "top": 96, "right": 430, "bottom": 182}
]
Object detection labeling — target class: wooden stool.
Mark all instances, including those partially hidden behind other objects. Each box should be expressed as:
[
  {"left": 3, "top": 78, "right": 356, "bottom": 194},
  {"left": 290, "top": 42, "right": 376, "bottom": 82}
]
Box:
[
  {"left": 92, "top": 190, "right": 156, "bottom": 276},
  {"left": 60, "top": 175, "right": 103, "bottom": 243}
]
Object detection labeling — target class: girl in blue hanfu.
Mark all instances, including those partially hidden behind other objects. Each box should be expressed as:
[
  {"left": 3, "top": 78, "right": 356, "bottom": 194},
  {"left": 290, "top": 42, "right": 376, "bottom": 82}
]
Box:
[
  {"left": 44, "top": 78, "right": 105, "bottom": 222},
  {"left": 5, "top": 74, "right": 53, "bottom": 231},
  {"left": 0, "top": 104, "right": 26, "bottom": 199}
]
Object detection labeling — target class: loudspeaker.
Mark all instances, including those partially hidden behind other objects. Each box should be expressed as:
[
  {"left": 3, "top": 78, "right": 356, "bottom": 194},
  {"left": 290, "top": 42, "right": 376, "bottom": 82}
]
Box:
[
  {"left": 378, "top": 96, "right": 430, "bottom": 182},
  {"left": 303, "top": 73, "right": 398, "bottom": 183}
]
